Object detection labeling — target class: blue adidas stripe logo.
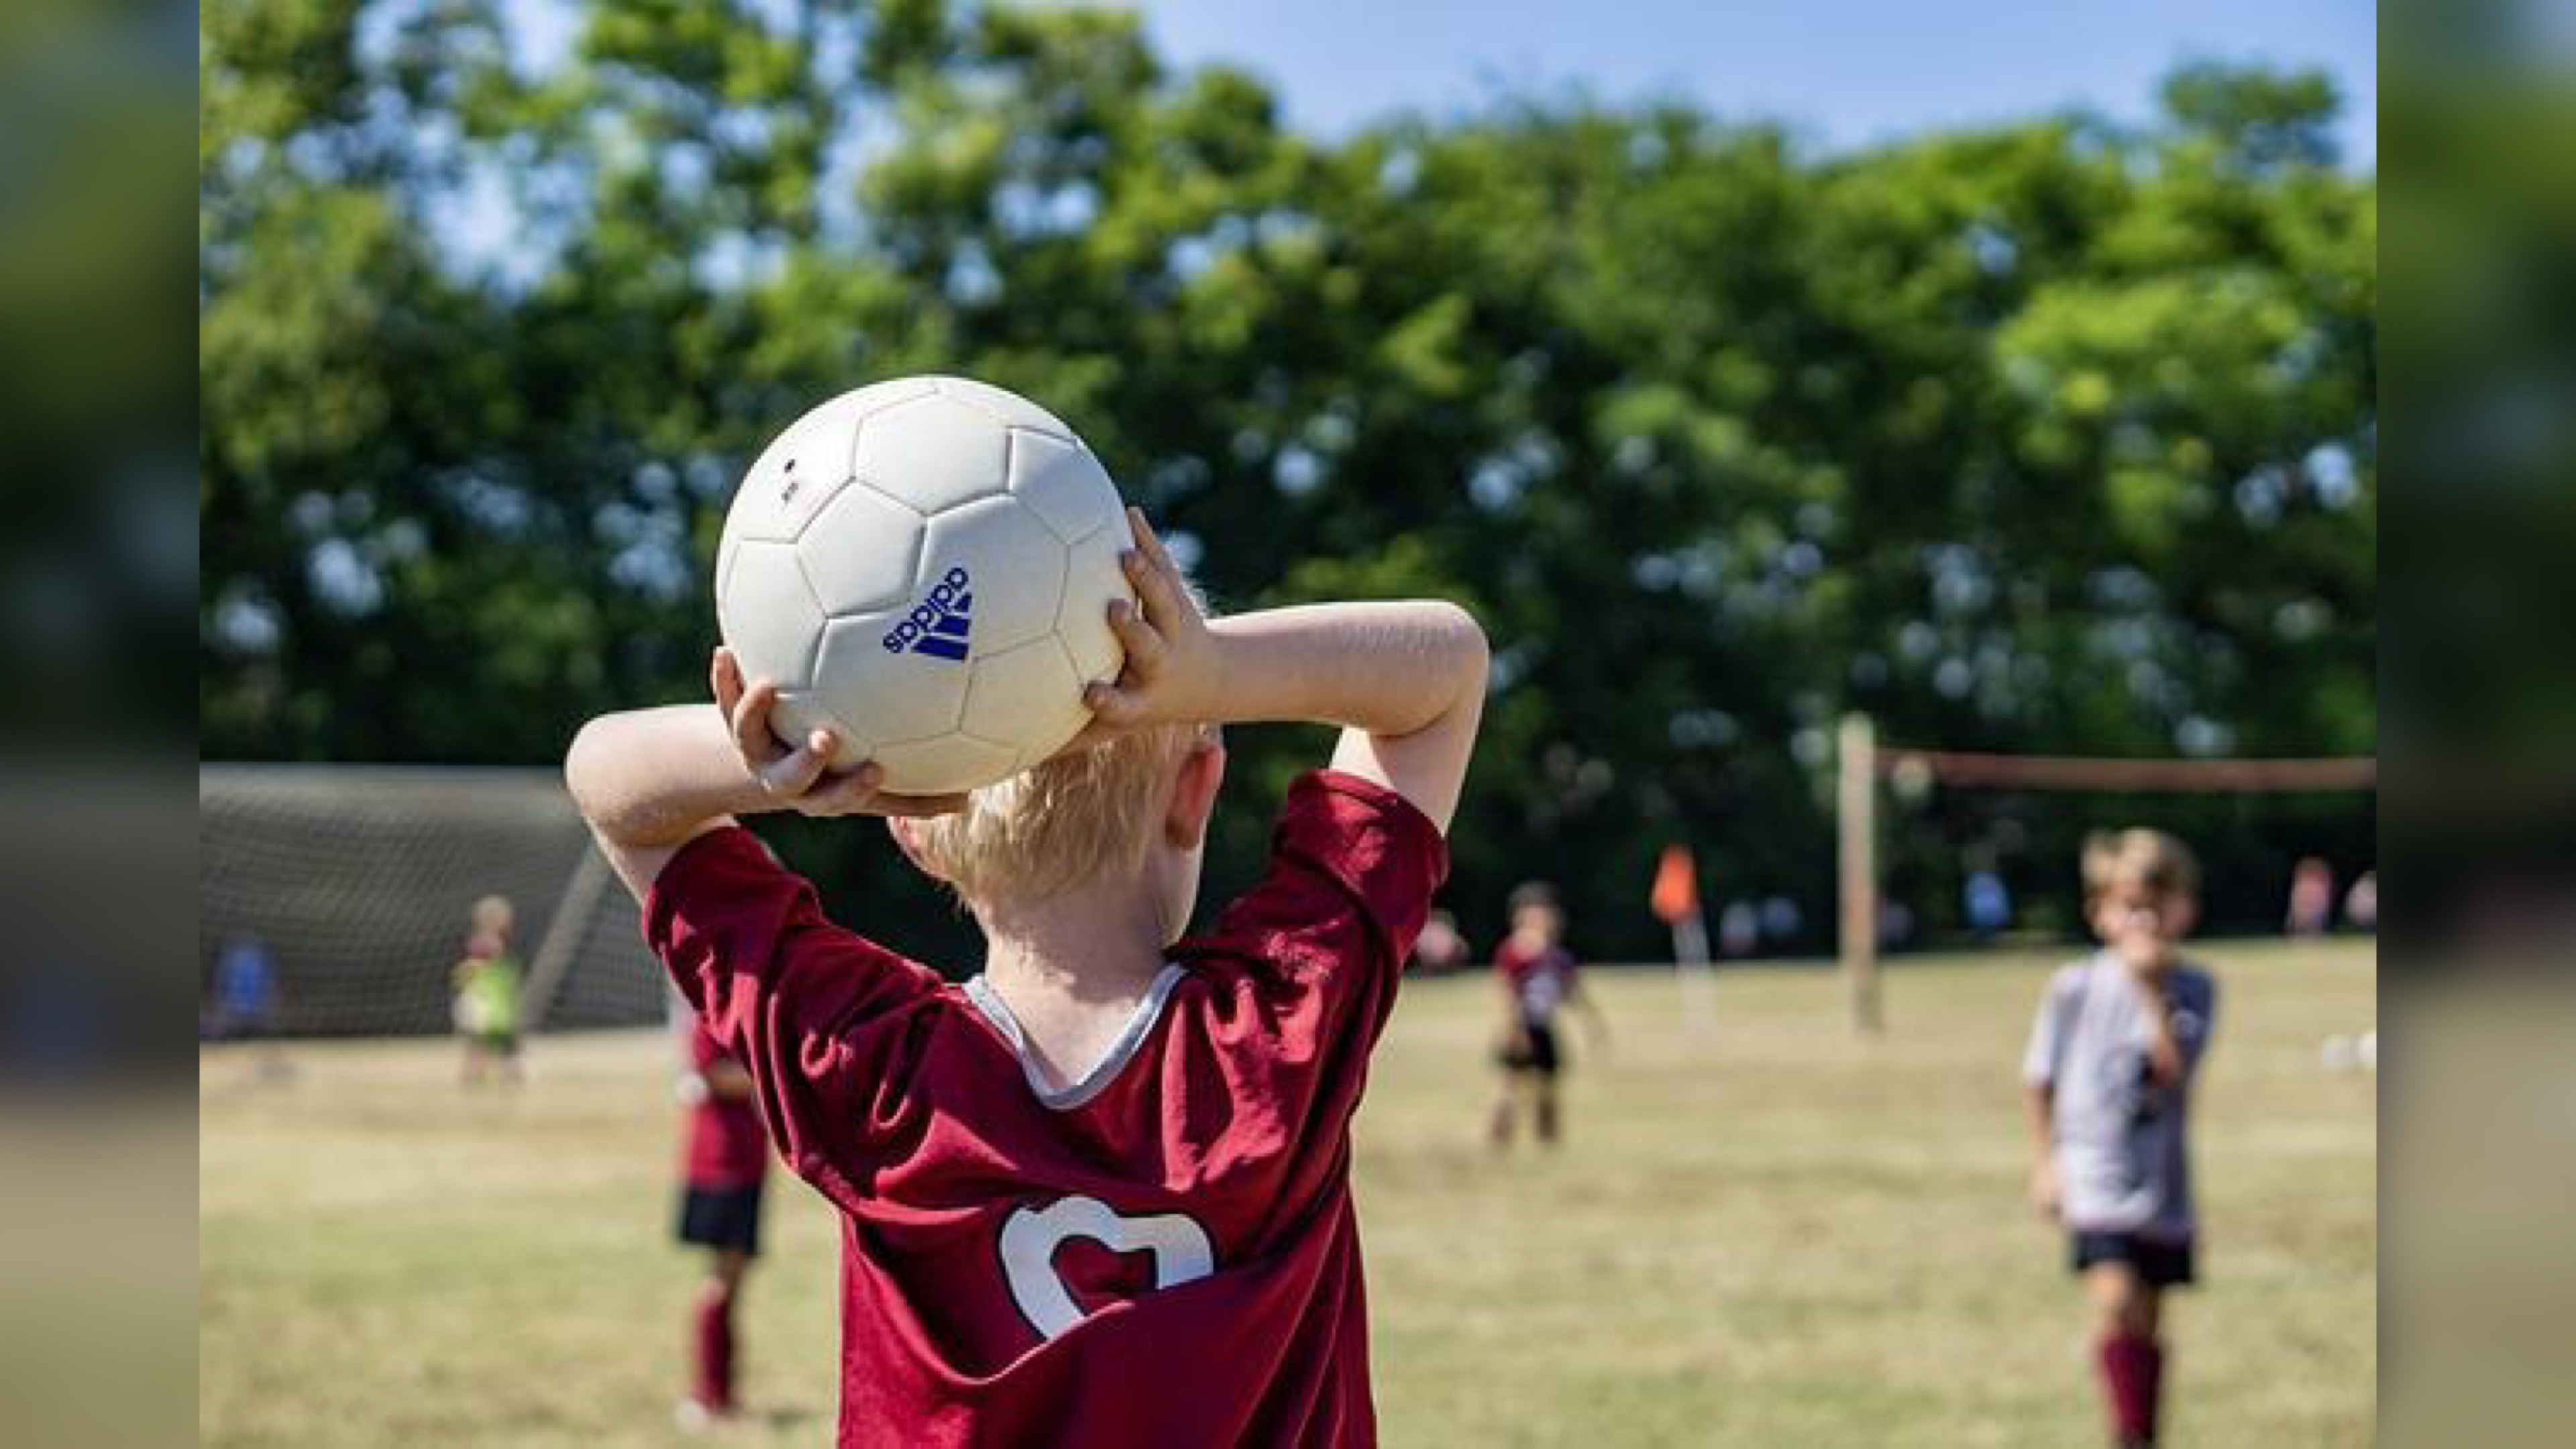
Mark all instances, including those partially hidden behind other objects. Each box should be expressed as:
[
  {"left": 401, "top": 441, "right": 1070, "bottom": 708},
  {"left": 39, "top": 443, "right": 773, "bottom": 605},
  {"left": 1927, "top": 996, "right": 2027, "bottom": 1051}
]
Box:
[{"left": 880, "top": 566, "right": 974, "bottom": 662}]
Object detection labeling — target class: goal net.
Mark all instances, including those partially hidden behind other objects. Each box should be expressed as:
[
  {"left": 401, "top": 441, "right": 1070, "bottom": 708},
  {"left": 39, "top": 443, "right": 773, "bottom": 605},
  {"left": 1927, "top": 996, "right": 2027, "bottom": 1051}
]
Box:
[
  {"left": 1835, "top": 716, "right": 2377, "bottom": 1032},
  {"left": 198, "top": 765, "right": 660, "bottom": 1038}
]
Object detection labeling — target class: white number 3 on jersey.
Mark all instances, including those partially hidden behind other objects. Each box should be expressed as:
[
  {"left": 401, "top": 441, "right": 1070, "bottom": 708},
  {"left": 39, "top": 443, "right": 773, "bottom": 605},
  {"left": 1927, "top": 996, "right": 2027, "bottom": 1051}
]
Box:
[{"left": 999, "top": 1195, "right": 1216, "bottom": 1340}]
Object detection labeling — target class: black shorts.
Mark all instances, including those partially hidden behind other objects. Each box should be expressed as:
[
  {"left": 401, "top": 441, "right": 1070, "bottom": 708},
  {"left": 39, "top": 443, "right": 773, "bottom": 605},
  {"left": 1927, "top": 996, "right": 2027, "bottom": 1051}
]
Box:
[
  {"left": 2070, "top": 1230, "right": 2196, "bottom": 1287},
  {"left": 1497, "top": 1021, "right": 1562, "bottom": 1076},
  {"left": 678, "top": 1182, "right": 765, "bottom": 1256}
]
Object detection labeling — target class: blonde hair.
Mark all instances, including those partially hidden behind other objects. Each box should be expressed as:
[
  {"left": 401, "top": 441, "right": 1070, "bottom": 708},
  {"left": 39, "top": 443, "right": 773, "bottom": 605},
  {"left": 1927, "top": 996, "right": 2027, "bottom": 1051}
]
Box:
[
  {"left": 909, "top": 722, "right": 1212, "bottom": 910},
  {"left": 2081, "top": 828, "right": 2201, "bottom": 904}
]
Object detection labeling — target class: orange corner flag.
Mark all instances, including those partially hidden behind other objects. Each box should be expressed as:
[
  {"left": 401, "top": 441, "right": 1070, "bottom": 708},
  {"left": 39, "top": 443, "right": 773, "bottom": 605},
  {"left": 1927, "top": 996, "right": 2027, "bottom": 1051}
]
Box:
[{"left": 1650, "top": 844, "right": 1699, "bottom": 924}]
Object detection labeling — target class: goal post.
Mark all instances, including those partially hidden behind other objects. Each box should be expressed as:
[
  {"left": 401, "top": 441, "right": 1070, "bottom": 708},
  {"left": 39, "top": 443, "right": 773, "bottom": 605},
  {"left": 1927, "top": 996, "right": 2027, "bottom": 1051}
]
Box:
[
  {"left": 199, "top": 765, "right": 663, "bottom": 1039},
  {"left": 1837, "top": 715, "right": 1882, "bottom": 1036},
  {"left": 1834, "top": 716, "right": 2377, "bottom": 1034}
]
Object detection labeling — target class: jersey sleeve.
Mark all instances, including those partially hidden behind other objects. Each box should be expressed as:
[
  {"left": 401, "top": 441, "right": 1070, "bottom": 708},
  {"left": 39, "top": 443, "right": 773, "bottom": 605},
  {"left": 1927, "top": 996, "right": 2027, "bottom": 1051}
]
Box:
[
  {"left": 1191, "top": 769, "right": 1450, "bottom": 1043},
  {"left": 645, "top": 826, "right": 945, "bottom": 1195},
  {"left": 2021, "top": 967, "right": 2080, "bottom": 1087},
  {"left": 2178, "top": 971, "right": 2218, "bottom": 1075}
]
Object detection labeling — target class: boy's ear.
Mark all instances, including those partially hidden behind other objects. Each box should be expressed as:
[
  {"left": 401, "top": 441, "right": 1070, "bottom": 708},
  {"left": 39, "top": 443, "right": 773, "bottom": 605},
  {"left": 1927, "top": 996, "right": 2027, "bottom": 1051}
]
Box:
[
  {"left": 884, "top": 816, "right": 949, "bottom": 881},
  {"left": 1165, "top": 739, "right": 1227, "bottom": 851}
]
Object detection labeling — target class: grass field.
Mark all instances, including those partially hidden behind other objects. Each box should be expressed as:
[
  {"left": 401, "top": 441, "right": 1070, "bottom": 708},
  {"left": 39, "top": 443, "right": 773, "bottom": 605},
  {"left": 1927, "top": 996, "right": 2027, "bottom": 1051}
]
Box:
[{"left": 200, "top": 940, "right": 2375, "bottom": 1446}]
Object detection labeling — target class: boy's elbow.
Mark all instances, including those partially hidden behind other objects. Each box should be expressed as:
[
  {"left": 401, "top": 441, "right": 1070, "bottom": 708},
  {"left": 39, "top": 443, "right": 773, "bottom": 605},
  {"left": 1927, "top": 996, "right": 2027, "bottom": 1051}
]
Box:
[
  {"left": 1430, "top": 601, "right": 1490, "bottom": 692},
  {"left": 563, "top": 716, "right": 612, "bottom": 824}
]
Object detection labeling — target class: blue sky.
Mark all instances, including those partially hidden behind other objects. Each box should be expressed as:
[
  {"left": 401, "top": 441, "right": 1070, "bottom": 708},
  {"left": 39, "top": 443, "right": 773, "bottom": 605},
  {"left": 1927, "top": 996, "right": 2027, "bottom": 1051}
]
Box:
[
  {"left": 1114, "top": 0, "right": 2375, "bottom": 162},
  {"left": 504, "top": 0, "right": 2374, "bottom": 162}
]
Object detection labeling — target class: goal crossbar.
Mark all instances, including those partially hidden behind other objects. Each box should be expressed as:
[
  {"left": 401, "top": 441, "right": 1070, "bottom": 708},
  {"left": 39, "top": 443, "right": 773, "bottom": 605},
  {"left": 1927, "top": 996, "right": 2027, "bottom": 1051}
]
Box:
[{"left": 1878, "top": 748, "right": 2377, "bottom": 794}]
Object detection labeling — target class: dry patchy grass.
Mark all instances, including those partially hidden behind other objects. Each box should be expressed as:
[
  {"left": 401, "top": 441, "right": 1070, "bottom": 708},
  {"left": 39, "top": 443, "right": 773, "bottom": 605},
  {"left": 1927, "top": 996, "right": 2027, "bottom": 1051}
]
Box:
[{"left": 201, "top": 941, "right": 2375, "bottom": 1446}]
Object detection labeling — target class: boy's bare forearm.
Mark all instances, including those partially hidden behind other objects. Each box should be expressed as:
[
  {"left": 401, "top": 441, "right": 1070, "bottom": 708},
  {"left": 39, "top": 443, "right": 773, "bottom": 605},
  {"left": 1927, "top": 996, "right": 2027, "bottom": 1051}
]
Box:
[
  {"left": 2023, "top": 1083, "right": 2055, "bottom": 1161},
  {"left": 565, "top": 704, "right": 772, "bottom": 847},
  {"left": 1204, "top": 602, "right": 1488, "bottom": 736}
]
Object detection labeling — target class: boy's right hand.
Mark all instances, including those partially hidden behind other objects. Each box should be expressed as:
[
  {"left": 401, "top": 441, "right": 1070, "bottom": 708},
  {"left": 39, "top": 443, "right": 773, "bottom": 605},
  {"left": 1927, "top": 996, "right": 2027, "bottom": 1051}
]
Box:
[
  {"left": 2028, "top": 1160, "right": 2061, "bottom": 1222},
  {"left": 712, "top": 647, "right": 967, "bottom": 819},
  {"left": 1071, "top": 508, "right": 1222, "bottom": 745}
]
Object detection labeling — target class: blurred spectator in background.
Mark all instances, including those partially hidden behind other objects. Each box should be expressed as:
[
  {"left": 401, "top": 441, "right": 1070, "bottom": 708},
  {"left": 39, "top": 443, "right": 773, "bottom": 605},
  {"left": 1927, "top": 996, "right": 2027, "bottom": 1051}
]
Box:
[
  {"left": 1411, "top": 908, "right": 1471, "bottom": 975},
  {"left": 204, "top": 934, "right": 290, "bottom": 1082},
  {"left": 205, "top": 934, "right": 278, "bottom": 1042},
  {"left": 1758, "top": 895, "right": 1803, "bottom": 950},
  {"left": 1878, "top": 898, "right": 1916, "bottom": 952},
  {"left": 2286, "top": 857, "right": 2337, "bottom": 937},
  {"left": 451, "top": 895, "right": 523, "bottom": 1087},
  {"left": 1966, "top": 867, "right": 2014, "bottom": 943},
  {"left": 2343, "top": 871, "right": 2378, "bottom": 934},
  {"left": 1719, "top": 900, "right": 1760, "bottom": 959}
]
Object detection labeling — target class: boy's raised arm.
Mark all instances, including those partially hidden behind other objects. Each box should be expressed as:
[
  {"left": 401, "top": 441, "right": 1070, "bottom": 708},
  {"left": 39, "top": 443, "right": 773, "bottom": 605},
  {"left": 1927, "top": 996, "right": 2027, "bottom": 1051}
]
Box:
[
  {"left": 1217, "top": 602, "right": 1488, "bottom": 833},
  {"left": 1077, "top": 511, "right": 1489, "bottom": 833}
]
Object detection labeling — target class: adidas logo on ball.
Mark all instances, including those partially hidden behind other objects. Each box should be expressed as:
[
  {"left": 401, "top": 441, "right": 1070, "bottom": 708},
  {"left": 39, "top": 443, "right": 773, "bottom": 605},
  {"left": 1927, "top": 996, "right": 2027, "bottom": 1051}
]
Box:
[{"left": 881, "top": 566, "right": 974, "bottom": 661}]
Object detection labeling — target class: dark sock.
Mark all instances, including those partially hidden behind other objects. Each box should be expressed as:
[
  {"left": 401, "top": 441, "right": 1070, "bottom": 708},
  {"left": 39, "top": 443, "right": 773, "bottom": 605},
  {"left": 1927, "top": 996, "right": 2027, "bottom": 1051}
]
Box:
[
  {"left": 694, "top": 1281, "right": 738, "bottom": 1411},
  {"left": 2096, "top": 1332, "right": 2160, "bottom": 1443},
  {"left": 2138, "top": 1336, "right": 2164, "bottom": 1441}
]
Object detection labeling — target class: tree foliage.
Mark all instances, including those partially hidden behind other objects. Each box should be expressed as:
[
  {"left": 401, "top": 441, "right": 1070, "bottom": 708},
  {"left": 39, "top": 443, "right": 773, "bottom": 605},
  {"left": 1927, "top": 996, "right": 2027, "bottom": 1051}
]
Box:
[{"left": 201, "top": 0, "right": 2375, "bottom": 957}]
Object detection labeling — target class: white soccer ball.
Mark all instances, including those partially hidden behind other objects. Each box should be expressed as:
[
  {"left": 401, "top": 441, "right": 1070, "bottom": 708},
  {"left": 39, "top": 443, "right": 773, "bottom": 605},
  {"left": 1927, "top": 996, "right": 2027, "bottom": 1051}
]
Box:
[{"left": 714, "top": 376, "right": 1131, "bottom": 794}]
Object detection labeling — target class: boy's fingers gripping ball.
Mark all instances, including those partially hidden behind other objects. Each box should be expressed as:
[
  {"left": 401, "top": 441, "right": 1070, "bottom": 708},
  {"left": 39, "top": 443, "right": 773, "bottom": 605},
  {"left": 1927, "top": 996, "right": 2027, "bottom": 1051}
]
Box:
[
  {"left": 1122, "top": 513, "right": 1189, "bottom": 624},
  {"left": 803, "top": 761, "right": 884, "bottom": 808},
  {"left": 755, "top": 723, "right": 839, "bottom": 799},
  {"left": 712, "top": 376, "right": 1135, "bottom": 796},
  {"left": 709, "top": 647, "right": 742, "bottom": 718},
  {"left": 1127, "top": 505, "right": 1179, "bottom": 574},
  {"left": 1106, "top": 597, "right": 1166, "bottom": 680},
  {"left": 1081, "top": 678, "right": 1141, "bottom": 727},
  {"left": 729, "top": 678, "right": 793, "bottom": 767}
]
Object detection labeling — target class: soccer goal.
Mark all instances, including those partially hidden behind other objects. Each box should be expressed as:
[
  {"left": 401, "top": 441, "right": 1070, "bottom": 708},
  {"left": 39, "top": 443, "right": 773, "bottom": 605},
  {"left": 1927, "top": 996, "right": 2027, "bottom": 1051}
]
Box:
[
  {"left": 1834, "top": 715, "right": 2378, "bottom": 1034},
  {"left": 199, "top": 765, "right": 658, "bottom": 1038}
]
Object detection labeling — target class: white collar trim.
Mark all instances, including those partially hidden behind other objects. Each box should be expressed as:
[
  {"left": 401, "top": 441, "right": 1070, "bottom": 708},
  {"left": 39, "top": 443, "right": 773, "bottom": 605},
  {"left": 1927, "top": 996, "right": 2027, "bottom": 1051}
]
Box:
[{"left": 963, "top": 963, "right": 1187, "bottom": 1111}]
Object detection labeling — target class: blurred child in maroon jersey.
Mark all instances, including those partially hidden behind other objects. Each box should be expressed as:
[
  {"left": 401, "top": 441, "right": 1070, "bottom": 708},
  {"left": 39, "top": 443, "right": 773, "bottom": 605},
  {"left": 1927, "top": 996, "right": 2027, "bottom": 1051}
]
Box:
[
  {"left": 1489, "top": 881, "right": 1607, "bottom": 1148},
  {"left": 673, "top": 1004, "right": 770, "bottom": 1427}
]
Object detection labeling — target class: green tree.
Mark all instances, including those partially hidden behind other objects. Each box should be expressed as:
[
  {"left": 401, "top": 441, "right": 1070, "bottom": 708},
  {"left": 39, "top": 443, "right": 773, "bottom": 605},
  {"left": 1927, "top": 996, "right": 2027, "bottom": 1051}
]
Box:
[{"left": 201, "top": 1, "right": 2375, "bottom": 956}]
